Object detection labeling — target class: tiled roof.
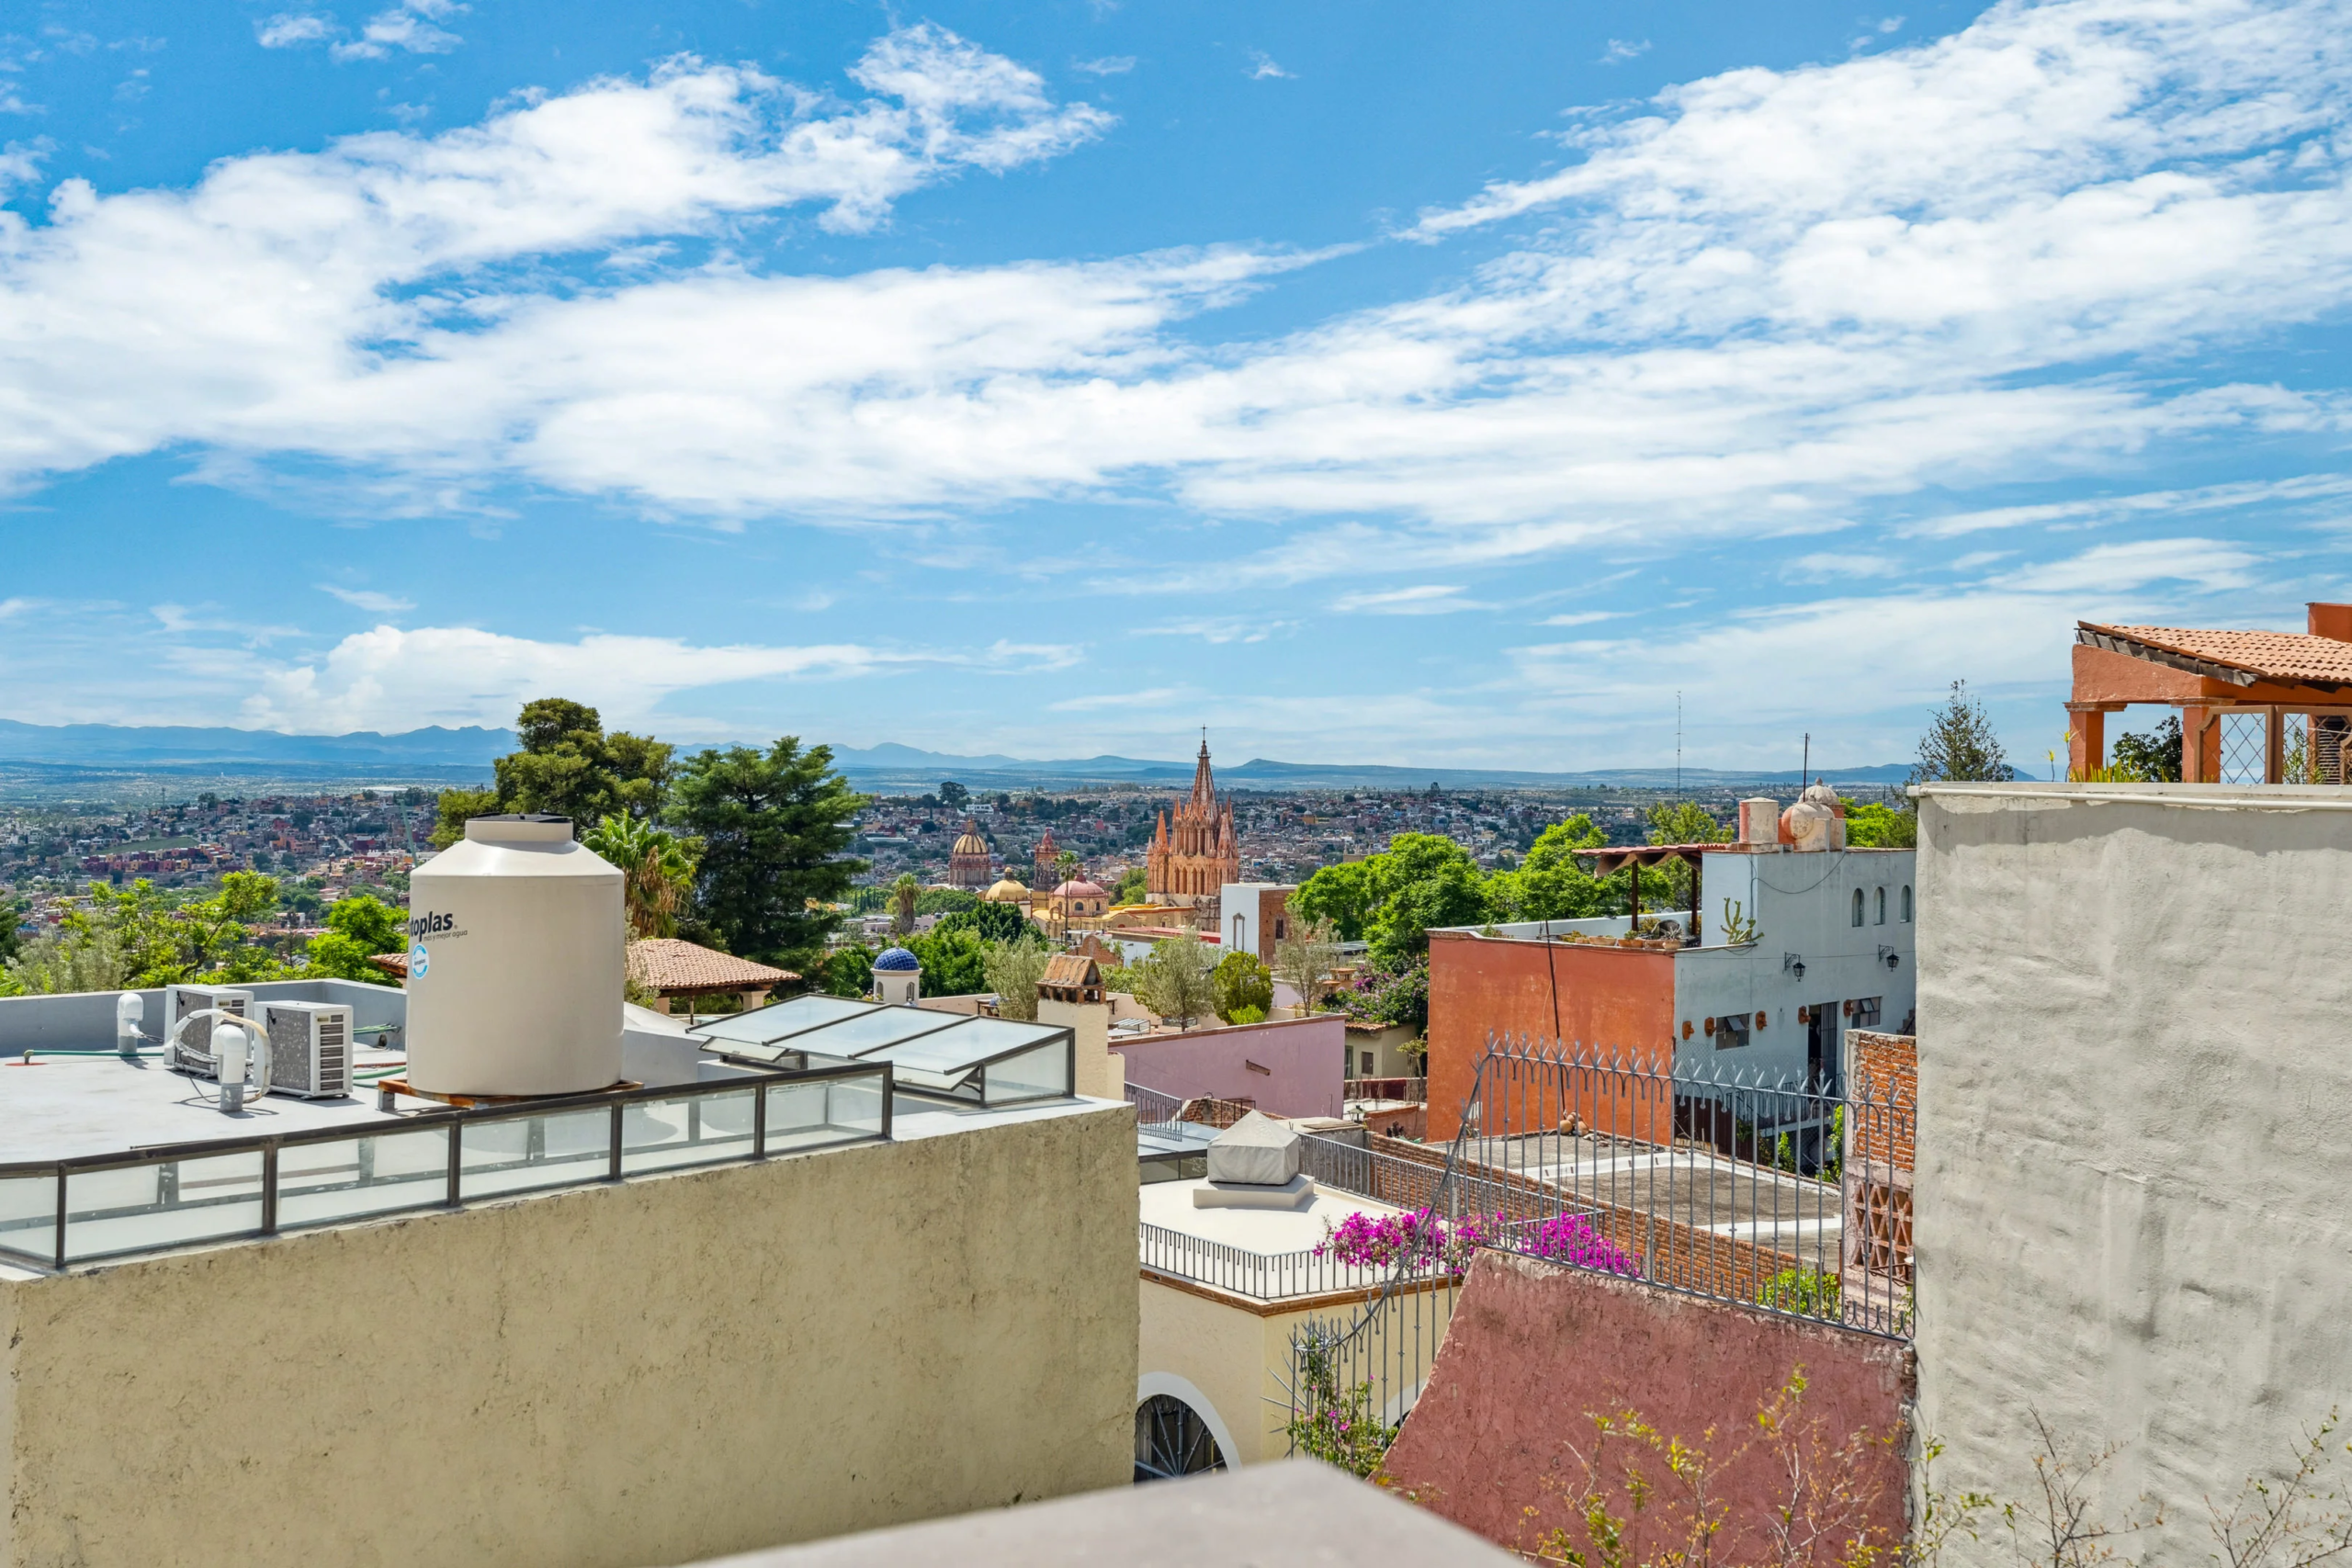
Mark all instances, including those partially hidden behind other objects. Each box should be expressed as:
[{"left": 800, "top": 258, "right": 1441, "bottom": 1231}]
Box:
[
  {"left": 626, "top": 938, "right": 798, "bottom": 993},
  {"left": 1041, "top": 953, "right": 1099, "bottom": 987},
  {"left": 2081, "top": 622, "right": 2352, "bottom": 684}
]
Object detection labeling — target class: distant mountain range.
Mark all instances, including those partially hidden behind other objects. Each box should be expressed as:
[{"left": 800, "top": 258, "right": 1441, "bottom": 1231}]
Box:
[{"left": 0, "top": 721, "right": 1909, "bottom": 791}]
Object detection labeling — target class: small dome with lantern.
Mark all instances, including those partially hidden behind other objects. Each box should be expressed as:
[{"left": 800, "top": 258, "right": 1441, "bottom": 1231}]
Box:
[{"left": 873, "top": 946, "right": 921, "bottom": 972}]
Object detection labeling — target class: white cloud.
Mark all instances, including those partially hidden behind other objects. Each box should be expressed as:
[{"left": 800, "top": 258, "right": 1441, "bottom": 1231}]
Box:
[
  {"left": 317, "top": 583, "right": 415, "bottom": 613},
  {"left": 1072, "top": 56, "right": 1136, "bottom": 76},
  {"left": 1540, "top": 610, "right": 1621, "bottom": 627},
  {"left": 237, "top": 624, "right": 1085, "bottom": 732},
  {"left": 1047, "top": 685, "right": 1190, "bottom": 712},
  {"left": 1331, "top": 583, "right": 1488, "bottom": 615},
  {"left": 1134, "top": 615, "right": 1291, "bottom": 644},
  {"left": 1600, "top": 39, "right": 1651, "bottom": 65},
  {"left": 2, "top": 0, "right": 2349, "bottom": 588},
  {"left": 1247, "top": 51, "right": 1293, "bottom": 80},
  {"left": 256, "top": 13, "right": 336, "bottom": 49},
  {"left": 1986, "top": 536, "right": 2258, "bottom": 593},
  {"left": 1782, "top": 550, "right": 1902, "bottom": 582}
]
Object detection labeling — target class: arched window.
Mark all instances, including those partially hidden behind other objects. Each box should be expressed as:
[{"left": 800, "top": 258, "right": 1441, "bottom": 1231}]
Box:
[
  {"left": 1136, "top": 1394, "right": 1226, "bottom": 1482},
  {"left": 1232, "top": 914, "right": 1246, "bottom": 949},
  {"left": 1902, "top": 885, "right": 1913, "bottom": 922},
  {"left": 1852, "top": 888, "right": 1865, "bottom": 927},
  {"left": 1874, "top": 887, "right": 1886, "bottom": 924}
]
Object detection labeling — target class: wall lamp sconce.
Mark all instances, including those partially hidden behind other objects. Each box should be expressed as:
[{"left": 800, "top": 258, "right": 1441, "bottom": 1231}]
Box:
[
  {"left": 1878, "top": 945, "right": 1900, "bottom": 971},
  {"left": 1782, "top": 953, "right": 1805, "bottom": 981}
]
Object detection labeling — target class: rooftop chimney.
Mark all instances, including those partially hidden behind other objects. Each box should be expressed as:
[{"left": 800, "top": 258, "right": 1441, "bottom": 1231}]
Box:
[{"left": 2311, "top": 603, "right": 2352, "bottom": 642}]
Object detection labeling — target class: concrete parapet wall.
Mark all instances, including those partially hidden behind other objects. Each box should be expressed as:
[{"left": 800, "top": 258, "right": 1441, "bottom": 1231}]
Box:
[{"left": 0, "top": 1106, "right": 1136, "bottom": 1568}]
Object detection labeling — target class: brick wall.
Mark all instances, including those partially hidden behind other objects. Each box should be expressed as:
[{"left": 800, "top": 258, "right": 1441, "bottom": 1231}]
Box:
[{"left": 1843, "top": 1030, "right": 1915, "bottom": 1303}]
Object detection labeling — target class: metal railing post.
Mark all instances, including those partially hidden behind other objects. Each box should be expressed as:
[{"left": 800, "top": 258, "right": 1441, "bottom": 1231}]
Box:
[
  {"left": 261, "top": 1142, "right": 278, "bottom": 1235},
  {"left": 446, "top": 1120, "right": 462, "bottom": 1207}
]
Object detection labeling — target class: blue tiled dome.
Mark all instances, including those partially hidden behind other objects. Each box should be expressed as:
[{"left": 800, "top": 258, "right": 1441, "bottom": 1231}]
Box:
[{"left": 873, "top": 946, "right": 921, "bottom": 972}]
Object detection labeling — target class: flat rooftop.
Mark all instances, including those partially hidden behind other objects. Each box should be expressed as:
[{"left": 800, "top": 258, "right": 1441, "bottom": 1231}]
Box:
[{"left": 1139, "top": 1176, "right": 1396, "bottom": 1254}]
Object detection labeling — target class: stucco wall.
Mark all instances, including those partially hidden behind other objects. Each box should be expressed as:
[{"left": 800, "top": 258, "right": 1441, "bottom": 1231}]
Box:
[
  {"left": 1427, "top": 933, "right": 1677, "bottom": 1142},
  {"left": 1114, "top": 1014, "right": 1345, "bottom": 1119},
  {"left": 1914, "top": 784, "right": 2352, "bottom": 1556},
  {"left": 0, "top": 1106, "right": 1136, "bottom": 1568},
  {"left": 1138, "top": 1275, "right": 1457, "bottom": 1466},
  {"left": 1381, "top": 1251, "right": 1910, "bottom": 1560}
]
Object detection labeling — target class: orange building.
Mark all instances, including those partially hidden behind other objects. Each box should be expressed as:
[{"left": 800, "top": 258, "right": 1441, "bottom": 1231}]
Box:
[
  {"left": 2067, "top": 604, "right": 2352, "bottom": 782},
  {"left": 1147, "top": 736, "right": 1239, "bottom": 910}
]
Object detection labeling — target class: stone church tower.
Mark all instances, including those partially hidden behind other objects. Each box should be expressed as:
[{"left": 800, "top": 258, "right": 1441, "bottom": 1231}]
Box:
[{"left": 1147, "top": 735, "right": 1240, "bottom": 910}]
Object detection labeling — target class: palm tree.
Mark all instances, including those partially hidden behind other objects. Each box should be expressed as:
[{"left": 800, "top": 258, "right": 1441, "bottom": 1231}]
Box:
[
  {"left": 582, "top": 815, "right": 696, "bottom": 940},
  {"left": 890, "top": 872, "right": 922, "bottom": 936}
]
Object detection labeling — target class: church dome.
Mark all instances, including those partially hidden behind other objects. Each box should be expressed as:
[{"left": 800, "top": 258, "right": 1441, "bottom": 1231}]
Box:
[
  {"left": 952, "top": 825, "right": 989, "bottom": 856},
  {"left": 874, "top": 946, "right": 921, "bottom": 972},
  {"left": 1055, "top": 879, "right": 1109, "bottom": 899},
  {"left": 984, "top": 876, "right": 1029, "bottom": 902}
]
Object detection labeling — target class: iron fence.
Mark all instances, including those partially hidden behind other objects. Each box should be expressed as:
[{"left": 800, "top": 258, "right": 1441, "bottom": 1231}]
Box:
[
  {"left": 1284, "top": 1035, "right": 1914, "bottom": 1455},
  {"left": 0, "top": 1061, "right": 893, "bottom": 1272}
]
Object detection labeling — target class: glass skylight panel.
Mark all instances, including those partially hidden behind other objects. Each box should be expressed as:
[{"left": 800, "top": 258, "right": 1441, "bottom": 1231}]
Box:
[
  {"left": 691, "top": 994, "right": 875, "bottom": 1045},
  {"left": 789, "top": 1007, "right": 966, "bottom": 1056}
]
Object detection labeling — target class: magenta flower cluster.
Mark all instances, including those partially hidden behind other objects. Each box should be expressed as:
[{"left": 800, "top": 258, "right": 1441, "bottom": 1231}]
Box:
[
  {"left": 1516, "top": 1213, "right": 1639, "bottom": 1276},
  {"left": 1314, "top": 1207, "right": 1639, "bottom": 1278}
]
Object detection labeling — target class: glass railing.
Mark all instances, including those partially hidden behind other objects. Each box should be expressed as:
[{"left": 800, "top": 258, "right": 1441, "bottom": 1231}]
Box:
[{"left": 0, "top": 1061, "right": 892, "bottom": 1271}]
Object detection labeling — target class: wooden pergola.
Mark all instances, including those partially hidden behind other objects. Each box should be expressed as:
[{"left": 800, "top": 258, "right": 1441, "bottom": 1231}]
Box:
[
  {"left": 1574, "top": 844, "right": 1713, "bottom": 943},
  {"left": 2068, "top": 605, "right": 2352, "bottom": 783}
]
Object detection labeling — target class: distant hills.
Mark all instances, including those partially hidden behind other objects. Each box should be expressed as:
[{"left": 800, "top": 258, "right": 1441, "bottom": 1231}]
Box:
[{"left": 0, "top": 721, "right": 1908, "bottom": 792}]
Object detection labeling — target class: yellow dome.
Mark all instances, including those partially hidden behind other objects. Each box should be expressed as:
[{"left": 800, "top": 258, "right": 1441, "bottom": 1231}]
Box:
[
  {"left": 951, "top": 817, "right": 989, "bottom": 857},
  {"left": 984, "top": 877, "right": 1030, "bottom": 902}
]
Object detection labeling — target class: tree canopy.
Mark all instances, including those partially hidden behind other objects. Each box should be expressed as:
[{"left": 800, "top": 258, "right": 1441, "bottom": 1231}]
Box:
[
  {"left": 1211, "top": 951, "right": 1274, "bottom": 1024},
  {"left": 1912, "top": 680, "right": 2015, "bottom": 784},
  {"left": 434, "top": 697, "right": 674, "bottom": 846},
  {"left": 2109, "top": 716, "right": 2182, "bottom": 783},
  {"left": 668, "top": 738, "right": 869, "bottom": 966}
]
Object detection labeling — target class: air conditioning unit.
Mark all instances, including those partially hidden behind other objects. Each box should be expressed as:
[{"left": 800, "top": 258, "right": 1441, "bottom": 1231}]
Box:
[
  {"left": 164, "top": 985, "right": 254, "bottom": 1074},
  {"left": 262, "top": 1001, "right": 354, "bottom": 1099}
]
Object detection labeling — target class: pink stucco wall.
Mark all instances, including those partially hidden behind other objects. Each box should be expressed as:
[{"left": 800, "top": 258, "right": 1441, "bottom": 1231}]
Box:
[
  {"left": 1112, "top": 1013, "right": 1346, "bottom": 1119},
  {"left": 1381, "top": 1251, "right": 1910, "bottom": 1561}
]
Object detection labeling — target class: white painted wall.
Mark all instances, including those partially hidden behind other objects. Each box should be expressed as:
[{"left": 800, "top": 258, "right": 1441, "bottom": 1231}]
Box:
[
  {"left": 1671, "top": 849, "right": 1916, "bottom": 1087},
  {"left": 1913, "top": 784, "right": 2352, "bottom": 1558}
]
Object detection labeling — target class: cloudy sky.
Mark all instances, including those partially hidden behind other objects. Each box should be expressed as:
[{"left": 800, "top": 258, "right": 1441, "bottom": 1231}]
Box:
[{"left": 1, "top": 0, "right": 2346, "bottom": 770}]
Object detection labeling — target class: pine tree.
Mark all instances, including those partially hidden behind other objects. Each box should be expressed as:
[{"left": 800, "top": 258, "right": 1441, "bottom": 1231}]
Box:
[{"left": 1911, "top": 680, "right": 2015, "bottom": 784}]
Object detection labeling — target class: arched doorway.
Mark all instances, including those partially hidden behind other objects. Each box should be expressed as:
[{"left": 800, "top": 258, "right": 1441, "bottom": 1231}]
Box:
[{"left": 1134, "top": 1393, "right": 1226, "bottom": 1483}]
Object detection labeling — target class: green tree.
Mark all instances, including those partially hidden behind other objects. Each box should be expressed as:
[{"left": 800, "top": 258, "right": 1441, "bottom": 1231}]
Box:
[
  {"left": 982, "top": 938, "right": 1052, "bottom": 1021},
  {"left": 934, "top": 901, "right": 1040, "bottom": 946},
  {"left": 582, "top": 814, "right": 698, "bottom": 938},
  {"left": 1111, "top": 866, "right": 1148, "bottom": 906},
  {"left": 300, "top": 893, "right": 406, "bottom": 985},
  {"left": 1841, "top": 797, "right": 1919, "bottom": 849},
  {"left": 1486, "top": 816, "right": 1618, "bottom": 921},
  {"left": 1130, "top": 931, "right": 1217, "bottom": 1029},
  {"left": 2109, "top": 716, "right": 2182, "bottom": 783},
  {"left": 915, "top": 887, "right": 978, "bottom": 917},
  {"left": 1211, "top": 951, "right": 1275, "bottom": 1023},
  {"left": 815, "top": 943, "right": 875, "bottom": 998},
  {"left": 1366, "top": 834, "right": 1491, "bottom": 966},
  {"left": 1912, "top": 679, "right": 2015, "bottom": 784},
  {"left": 1272, "top": 915, "right": 1339, "bottom": 1015},
  {"left": 937, "top": 780, "right": 970, "bottom": 810},
  {"left": 668, "top": 739, "right": 870, "bottom": 966},
  {"left": 434, "top": 697, "right": 674, "bottom": 847},
  {"left": 1645, "top": 800, "right": 1729, "bottom": 915},
  {"left": 903, "top": 926, "right": 989, "bottom": 996},
  {"left": 3, "top": 926, "right": 130, "bottom": 995},
  {"left": 890, "top": 872, "right": 922, "bottom": 935},
  {"left": 51, "top": 873, "right": 290, "bottom": 987},
  {"left": 1292, "top": 860, "right": 1376, "bottom": 942}
]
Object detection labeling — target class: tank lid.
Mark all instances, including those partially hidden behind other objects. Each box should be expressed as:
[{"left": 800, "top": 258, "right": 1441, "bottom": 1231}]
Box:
[{"left": 466, "top": 814, "right": 574, "bottom": 844}]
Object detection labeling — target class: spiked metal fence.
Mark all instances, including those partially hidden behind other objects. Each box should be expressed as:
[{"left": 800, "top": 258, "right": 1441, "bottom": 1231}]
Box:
[{"left": 1283, "top": 1034, "right": 1914, "bottom": 1460}]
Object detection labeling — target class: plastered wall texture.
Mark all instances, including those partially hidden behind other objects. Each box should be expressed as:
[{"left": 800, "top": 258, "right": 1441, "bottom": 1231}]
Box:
[
  {"left": 1914, "top": 784, "right": 2352, "bottom": 1562},
  {"left": 1381, "top": 1250, "right": 1910, "bottom": 1559},
  {"left": 1112, "top": 1013, "right": 1346, "bottom": 1119},
  {"left": 0, "top": 1106, "right": 1137, "bottom": 1568},
  {"left": 1427, "top": 933, "right": 1677, "bottom": 1144},
  {"left": 1138, "top": 1274, "right": 1457, "bottom": 1464}
]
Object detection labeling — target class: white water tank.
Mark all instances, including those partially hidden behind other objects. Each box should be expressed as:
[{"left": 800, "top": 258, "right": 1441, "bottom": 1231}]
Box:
[{"left": 404, "top": 815, "right": 625, "bottom": 1097}]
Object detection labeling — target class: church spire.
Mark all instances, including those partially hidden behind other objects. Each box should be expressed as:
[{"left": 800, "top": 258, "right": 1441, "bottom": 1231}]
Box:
[{"left": 1191, "top": 728, "right": 1216, "bottom": 807}]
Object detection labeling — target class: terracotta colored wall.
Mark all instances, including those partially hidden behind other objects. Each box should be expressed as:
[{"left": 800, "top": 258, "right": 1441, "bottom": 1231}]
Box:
[
  {"left": 1427, "top": 932, "right": 1675, "bottom": 1142},
  {"left": 1382, "top": 1251, "right": 1911, "bottom": 1562},
  {"left": 1114, "top": 1012, "right": 1346, "bottom": 1119}
]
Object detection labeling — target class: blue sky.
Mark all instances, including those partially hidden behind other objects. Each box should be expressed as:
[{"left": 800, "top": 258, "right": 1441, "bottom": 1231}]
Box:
[{"left": 2, "top": 0, "right": 2346, "bottom": 771}]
